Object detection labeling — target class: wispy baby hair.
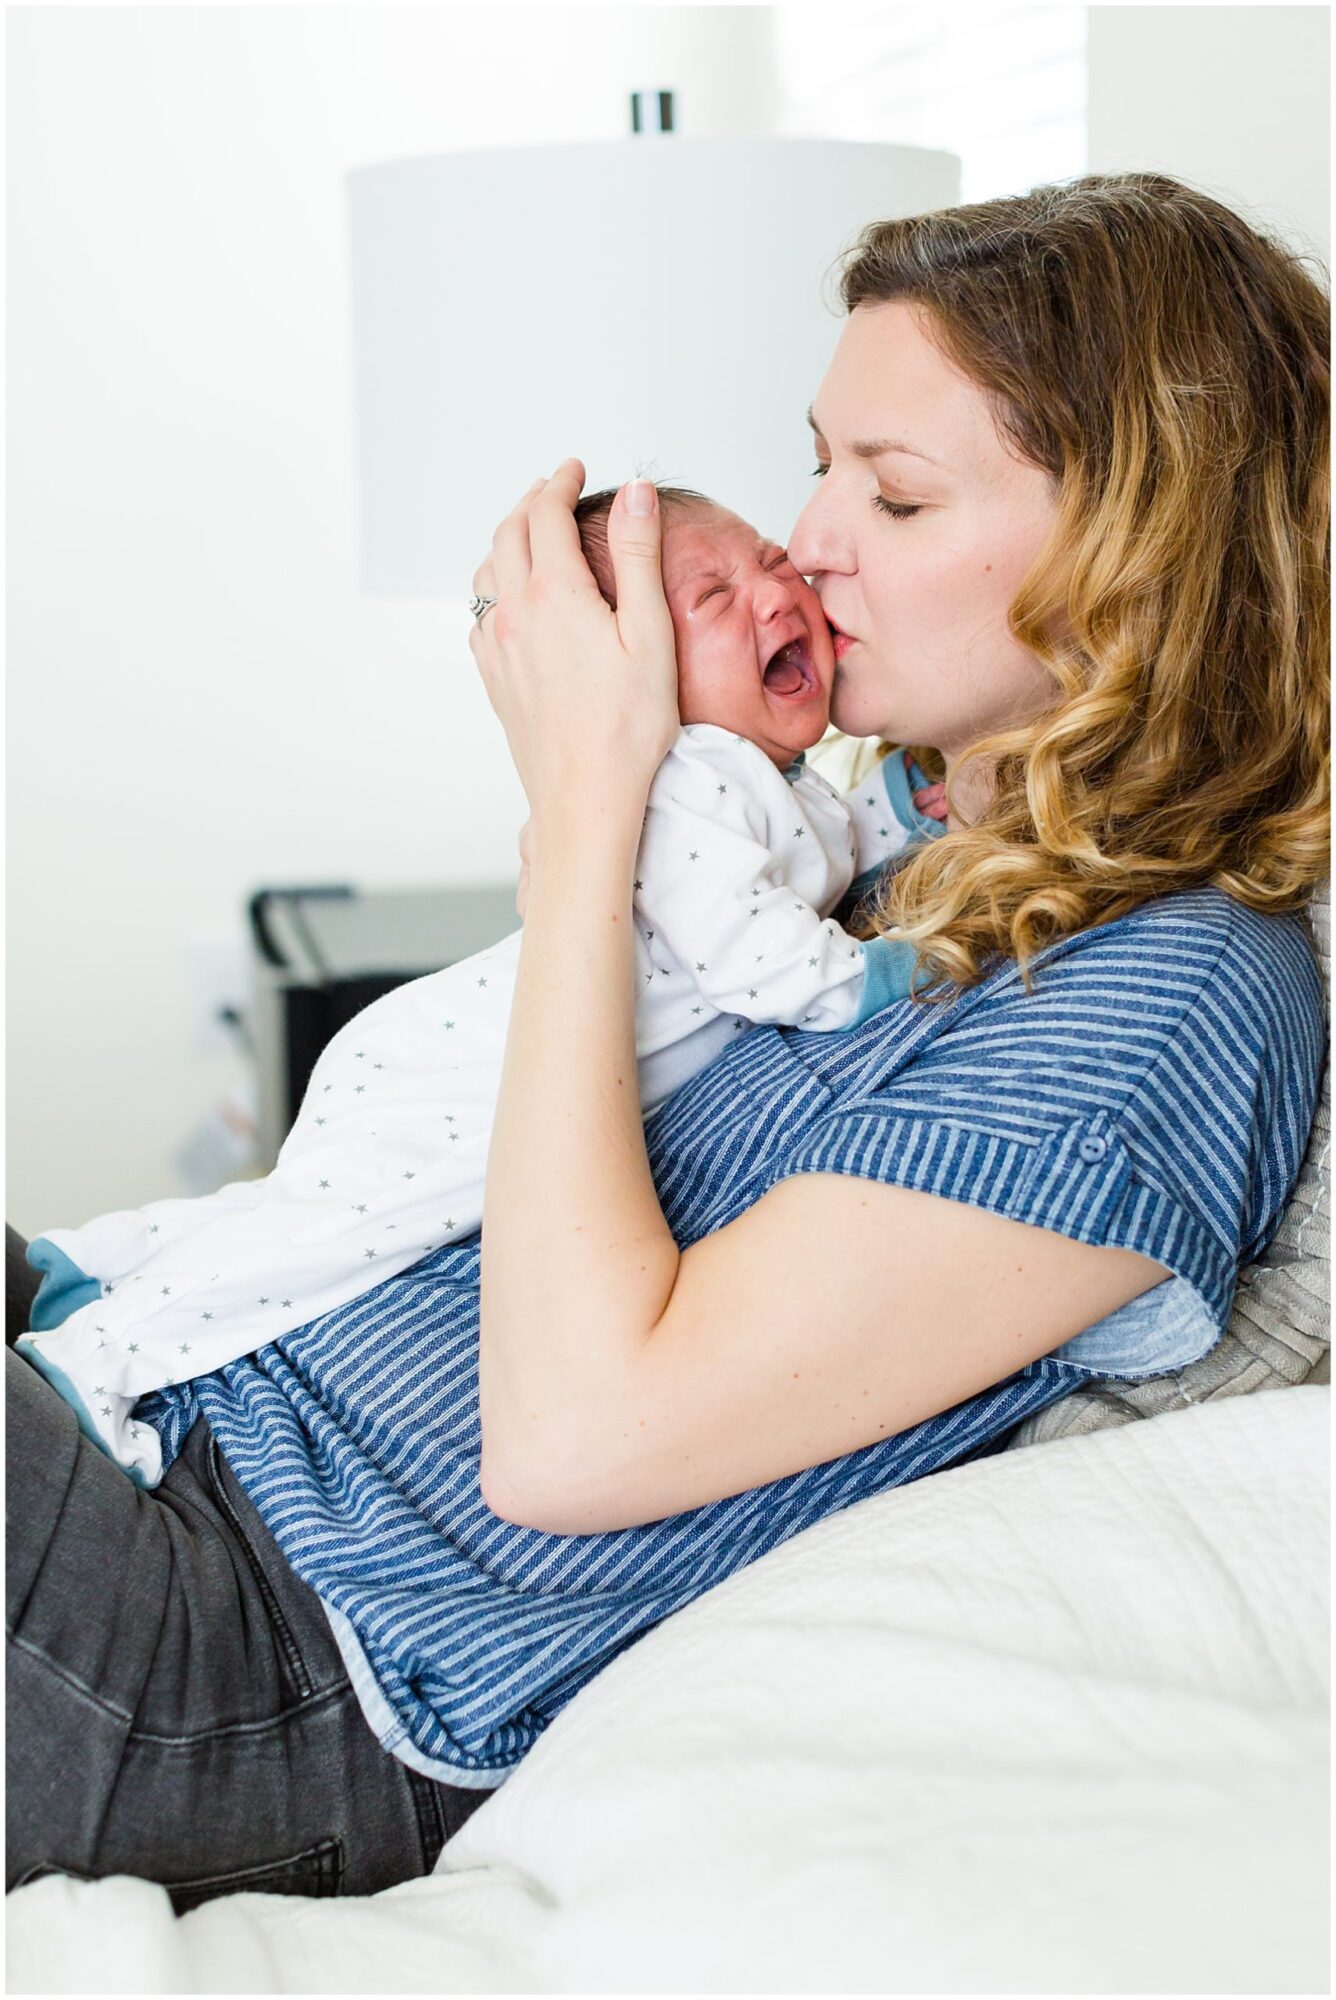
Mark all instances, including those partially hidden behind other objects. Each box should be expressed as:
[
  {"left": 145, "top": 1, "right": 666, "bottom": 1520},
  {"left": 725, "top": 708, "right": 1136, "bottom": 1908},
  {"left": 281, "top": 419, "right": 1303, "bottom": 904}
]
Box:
[
  {"left": 575, "top": 484, "right": 715, "bottom": 606},
  {"left": 833, "top": 171, "right": 1330, "bottom": 1001}
]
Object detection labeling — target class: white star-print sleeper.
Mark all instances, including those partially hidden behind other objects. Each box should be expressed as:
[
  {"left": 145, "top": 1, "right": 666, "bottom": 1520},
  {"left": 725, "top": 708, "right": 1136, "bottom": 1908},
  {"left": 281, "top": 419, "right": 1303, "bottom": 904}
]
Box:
[{"left": 18, "top": 725, "right": 924, "bottom": 1486}]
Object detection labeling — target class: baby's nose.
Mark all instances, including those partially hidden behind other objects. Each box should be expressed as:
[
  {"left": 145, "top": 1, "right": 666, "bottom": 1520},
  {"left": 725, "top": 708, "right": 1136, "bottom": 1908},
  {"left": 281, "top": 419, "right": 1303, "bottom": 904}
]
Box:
[{"left": 754, "top": 571, "right": 797, "bottom": 615}]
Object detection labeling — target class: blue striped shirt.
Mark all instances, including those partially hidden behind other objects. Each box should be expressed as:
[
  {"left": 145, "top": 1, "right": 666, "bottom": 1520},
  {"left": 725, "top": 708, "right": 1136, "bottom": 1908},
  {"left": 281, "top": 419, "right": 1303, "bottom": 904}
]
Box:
[{"left": 131, "top": 884, "right": 1322, "bottom": 1790}]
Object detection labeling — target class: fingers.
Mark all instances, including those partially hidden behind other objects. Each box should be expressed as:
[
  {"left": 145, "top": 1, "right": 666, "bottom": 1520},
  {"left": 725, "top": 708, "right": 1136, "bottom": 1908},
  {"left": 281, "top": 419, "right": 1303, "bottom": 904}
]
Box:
[
  {"left": 489, "top": 477, "right": 546, "bottom": 601},
  {"left": 526, "top": 459, "right": 589, "bottom": 578},
  {"left": 604, "top": 480, "right": 672, "bottom": 649}
]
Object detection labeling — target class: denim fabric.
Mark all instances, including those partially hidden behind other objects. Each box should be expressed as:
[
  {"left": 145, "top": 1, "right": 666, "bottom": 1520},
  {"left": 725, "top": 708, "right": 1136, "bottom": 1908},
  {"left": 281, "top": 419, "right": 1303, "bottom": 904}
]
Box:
[{"left": 5, "top": 1228, "right": 485, "bottom": 1911}]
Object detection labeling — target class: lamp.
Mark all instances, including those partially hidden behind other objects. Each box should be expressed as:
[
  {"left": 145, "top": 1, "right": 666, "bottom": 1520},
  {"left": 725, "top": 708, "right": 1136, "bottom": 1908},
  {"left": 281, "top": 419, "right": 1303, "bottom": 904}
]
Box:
[{"left": 346, "top": 105, "right": 959, "bottom": 597}]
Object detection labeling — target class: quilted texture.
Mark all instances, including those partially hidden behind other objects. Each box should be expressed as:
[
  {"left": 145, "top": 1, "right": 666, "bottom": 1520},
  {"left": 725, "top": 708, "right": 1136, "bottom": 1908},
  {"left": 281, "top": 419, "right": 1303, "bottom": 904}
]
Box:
[{"left": 1006, "top": 879, "right": 1331, "bottom": 1448}]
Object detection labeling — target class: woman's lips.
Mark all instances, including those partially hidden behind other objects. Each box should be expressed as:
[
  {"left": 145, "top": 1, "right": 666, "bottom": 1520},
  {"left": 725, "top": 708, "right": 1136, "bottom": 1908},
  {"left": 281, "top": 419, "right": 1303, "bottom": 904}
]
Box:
[{"left": 832, "top": 631, "right": 855, "bottom": 661}]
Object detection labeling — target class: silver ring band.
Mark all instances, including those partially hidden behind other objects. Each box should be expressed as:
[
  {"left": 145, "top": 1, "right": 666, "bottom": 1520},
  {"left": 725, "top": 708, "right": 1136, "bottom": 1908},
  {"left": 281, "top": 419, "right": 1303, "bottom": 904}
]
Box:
[{"left": 469, "top": 594, "right": 498, "bottom": 623}]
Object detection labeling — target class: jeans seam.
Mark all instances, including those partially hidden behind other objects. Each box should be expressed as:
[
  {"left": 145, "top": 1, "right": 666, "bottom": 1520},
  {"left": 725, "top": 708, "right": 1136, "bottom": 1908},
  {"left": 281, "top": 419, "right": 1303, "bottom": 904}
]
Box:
[
  {"left": 203, "top": 1430, "right": 314, "bottom": 1701},
  {"left": 124, "top": 1681, "right": 350, "bottom": 1750},
  {"left": 6, "top": 1627, "right": 136, "bottom": 1727},
  {"left": 405, "top": 1767, "right": 447, "bottom": 1875}
]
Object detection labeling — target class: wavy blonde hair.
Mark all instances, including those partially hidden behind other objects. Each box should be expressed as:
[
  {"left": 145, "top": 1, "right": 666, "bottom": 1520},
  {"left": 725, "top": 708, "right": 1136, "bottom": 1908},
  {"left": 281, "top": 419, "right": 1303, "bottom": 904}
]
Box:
[{"left": 831, "top": 172, "right": 1330, "bottom": 1000}]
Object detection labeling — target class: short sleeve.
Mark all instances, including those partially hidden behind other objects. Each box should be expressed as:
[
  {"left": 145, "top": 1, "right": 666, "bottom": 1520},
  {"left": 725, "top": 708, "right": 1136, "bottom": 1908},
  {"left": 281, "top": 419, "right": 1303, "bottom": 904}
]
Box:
[{"left": 758, "top": 890, "right": 1325, "bottom": 1378}]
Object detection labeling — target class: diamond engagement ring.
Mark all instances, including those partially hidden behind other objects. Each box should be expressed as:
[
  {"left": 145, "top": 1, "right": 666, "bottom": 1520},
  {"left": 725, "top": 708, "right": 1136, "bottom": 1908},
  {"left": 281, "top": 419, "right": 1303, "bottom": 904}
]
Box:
[{"left": 468, "top": 594, "right": 498, "bottom": 622}]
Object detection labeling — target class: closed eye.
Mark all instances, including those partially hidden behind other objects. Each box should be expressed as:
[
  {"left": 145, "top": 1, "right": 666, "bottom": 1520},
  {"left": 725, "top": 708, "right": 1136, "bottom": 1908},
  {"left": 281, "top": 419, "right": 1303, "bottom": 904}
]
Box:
[{"left": 811, "top": 462, "right": 922, "bottom": 522}]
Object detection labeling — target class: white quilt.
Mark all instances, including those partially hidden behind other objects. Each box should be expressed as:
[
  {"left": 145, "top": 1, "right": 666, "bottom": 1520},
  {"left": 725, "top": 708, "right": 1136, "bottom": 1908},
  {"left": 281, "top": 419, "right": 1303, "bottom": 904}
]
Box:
[{"left": 7, "top": 1386, "right": 1329, "bottom": 1996}]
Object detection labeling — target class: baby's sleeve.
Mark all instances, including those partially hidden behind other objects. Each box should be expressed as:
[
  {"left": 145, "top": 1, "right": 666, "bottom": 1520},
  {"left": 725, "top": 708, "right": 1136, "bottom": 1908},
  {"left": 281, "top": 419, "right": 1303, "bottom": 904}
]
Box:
[{"left": 635, "top": 729, "right": 888, "bottom": 1031}]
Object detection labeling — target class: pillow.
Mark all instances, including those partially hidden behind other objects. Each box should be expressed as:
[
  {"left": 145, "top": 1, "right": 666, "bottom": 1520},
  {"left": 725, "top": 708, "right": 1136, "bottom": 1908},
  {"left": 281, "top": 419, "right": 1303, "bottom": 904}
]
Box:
[{"left": 1006, "top": 878, "right": 1331, "bottom": 1449}]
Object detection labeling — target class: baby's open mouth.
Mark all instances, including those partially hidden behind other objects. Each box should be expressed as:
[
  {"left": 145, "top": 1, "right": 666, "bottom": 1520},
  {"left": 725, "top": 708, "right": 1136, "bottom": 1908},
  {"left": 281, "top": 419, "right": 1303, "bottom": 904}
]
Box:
[{"left": 761, "top": 637, "right": 820, "bottom": 701}]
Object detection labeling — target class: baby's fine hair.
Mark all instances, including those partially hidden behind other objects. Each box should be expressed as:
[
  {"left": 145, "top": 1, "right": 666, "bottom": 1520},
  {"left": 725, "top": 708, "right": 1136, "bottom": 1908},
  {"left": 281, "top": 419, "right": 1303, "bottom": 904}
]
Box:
[{"left": 575, "top": 484, "right": 715, "bottom": 607}]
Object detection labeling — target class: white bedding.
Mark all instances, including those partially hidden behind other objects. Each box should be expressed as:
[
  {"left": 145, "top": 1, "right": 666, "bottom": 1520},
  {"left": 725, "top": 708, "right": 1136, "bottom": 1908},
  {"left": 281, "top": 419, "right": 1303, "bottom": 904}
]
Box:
[{"left": 7, "top": 1385, "right": 1329, "bottom": 1995}]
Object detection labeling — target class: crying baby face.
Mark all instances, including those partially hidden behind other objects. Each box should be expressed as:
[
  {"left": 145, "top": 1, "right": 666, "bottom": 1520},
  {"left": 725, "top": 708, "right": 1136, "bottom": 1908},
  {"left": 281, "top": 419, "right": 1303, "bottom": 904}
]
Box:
[{"left": 659, "top": 504, "right": 836, "bottom": 770}]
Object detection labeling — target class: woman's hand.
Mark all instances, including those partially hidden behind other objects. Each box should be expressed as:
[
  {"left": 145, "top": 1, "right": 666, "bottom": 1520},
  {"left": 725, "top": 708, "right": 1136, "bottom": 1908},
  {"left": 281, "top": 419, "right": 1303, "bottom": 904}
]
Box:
[
  {"left": 515, "top": 817, "right": 531, "bottom": 921},
  {"left": 468, "top": 460, "right": 680, "bottom": 826}
]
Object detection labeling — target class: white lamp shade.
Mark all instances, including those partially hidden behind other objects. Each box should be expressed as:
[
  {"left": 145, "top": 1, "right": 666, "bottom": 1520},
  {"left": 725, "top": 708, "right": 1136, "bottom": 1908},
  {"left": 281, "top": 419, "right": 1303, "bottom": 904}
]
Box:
[{"left": 346, "top": 137, "right": 961, "bottom": 596}]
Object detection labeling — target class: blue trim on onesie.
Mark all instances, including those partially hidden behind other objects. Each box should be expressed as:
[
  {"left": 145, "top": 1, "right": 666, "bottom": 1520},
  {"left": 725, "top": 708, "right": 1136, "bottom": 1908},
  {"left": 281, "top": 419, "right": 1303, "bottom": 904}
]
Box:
[
  {"left": 851, "top": 937, "right": 920, "bottom": 1023},
  {"left": 843, "top": 748, "right": 946, "bottom": 913},
  {"left": 881, "top": 746, "right": 936, "bottom": 834},
  {"left": 14, "top": 1336, "right": 152, "bottom": 1489},
  {"left": 15, "top": 1236, "right": 152, "bottom": 1488},
  {"left": 24, "top": 1237, "right": 102, "bottom": 1330}
]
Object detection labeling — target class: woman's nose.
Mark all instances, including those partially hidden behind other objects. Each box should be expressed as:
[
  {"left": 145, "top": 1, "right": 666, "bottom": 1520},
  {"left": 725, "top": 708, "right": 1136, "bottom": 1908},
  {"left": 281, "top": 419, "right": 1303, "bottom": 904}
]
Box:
[{"left": 787, "top": 484, "right": 847, "bottom": 578}]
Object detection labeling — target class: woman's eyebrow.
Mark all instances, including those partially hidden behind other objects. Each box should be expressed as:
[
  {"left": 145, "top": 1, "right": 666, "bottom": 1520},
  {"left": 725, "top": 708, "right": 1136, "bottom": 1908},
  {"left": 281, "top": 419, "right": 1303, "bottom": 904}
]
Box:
[{"left": 805, "top": 404, "right": 945, "bottom": 468}]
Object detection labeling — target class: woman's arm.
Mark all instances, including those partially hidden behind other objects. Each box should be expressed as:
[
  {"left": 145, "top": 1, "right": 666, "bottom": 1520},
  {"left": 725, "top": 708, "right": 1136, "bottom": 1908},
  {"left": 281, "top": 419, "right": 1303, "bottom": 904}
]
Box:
[
  {"left": 492, "top": 1171, "right": 1169, "bottom": 1533},
  {"left": 478, "top": 791, "right": 685, "bottom": 1502},
  {"left": 468, "top": 465, "right": 688, "bottom": 1506}
]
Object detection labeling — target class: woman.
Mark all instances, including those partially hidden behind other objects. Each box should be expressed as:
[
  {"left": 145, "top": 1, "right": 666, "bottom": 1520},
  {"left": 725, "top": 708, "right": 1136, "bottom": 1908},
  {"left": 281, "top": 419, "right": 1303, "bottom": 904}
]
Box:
[{"left": 7, "top": 172, "right": 1327, "bottom": 1909}]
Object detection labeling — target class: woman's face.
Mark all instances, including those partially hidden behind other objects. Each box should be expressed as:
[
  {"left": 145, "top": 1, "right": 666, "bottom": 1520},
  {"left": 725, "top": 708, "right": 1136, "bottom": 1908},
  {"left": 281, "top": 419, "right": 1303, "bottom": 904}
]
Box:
[{"left": 787, "top": 301, "right": 1062, "bottom": 763}]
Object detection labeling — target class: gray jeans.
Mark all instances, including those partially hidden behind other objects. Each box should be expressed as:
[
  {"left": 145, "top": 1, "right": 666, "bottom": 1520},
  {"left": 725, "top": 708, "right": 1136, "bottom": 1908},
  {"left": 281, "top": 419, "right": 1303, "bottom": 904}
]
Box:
[{"left": 5, "top": 1226, "right": 487, "bottom": 1912}]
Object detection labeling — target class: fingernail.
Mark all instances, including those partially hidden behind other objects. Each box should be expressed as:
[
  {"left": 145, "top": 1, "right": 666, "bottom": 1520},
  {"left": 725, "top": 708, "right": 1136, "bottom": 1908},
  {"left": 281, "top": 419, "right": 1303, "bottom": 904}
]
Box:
[{"left": 625, "top": 480, "right": 656, "bottom": 516}]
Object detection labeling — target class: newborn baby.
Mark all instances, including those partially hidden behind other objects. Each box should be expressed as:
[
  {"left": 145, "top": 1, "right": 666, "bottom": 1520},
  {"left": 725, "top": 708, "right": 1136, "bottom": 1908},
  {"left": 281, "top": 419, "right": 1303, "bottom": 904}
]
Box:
[{"left": 17, "top": 485, "right": 933, "bottom": 1487}]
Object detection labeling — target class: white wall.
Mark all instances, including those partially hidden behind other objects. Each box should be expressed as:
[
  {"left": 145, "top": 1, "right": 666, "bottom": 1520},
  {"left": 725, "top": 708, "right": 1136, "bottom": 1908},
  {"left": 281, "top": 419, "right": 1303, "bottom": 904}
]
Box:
[
  {"left": 6, "top": 5, "right": 776, "bottom": 1238},
  {"left": 1087, "top": 5, "right": 1330, "bottom": 268},
  {"left": 774, "top": 3, "right": 1087, "bottom": 200}
]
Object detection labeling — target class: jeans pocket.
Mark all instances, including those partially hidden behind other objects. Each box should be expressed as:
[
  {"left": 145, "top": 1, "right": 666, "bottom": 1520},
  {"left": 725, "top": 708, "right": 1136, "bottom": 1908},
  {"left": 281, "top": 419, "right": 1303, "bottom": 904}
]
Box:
[
  {"left": 10, "top": 1846, "right": 341, "bottom": 1914},
  {"left": 12, "top": 1848, "right": 340, "bottom": 1912},
  {"left": 163, "top": 1835, "right": 345, "bottom": 1914},
  {"left": 201, "top": 1429, "right": 314, "bottom": 1704}
]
